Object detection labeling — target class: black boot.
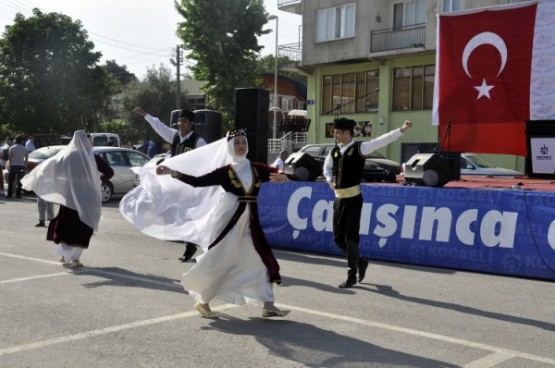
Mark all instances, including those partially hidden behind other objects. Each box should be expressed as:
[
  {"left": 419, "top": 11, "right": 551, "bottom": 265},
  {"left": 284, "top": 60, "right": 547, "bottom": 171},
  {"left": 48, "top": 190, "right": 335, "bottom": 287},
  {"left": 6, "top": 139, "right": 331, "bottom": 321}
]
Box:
[
  {"left": 178, "top": 242, "right": 198, "bottom": 262},
  {"left": 358, "top": 259, "right": 369, "bottom": 282},
  {"left": 35, "top": 220, "right": 46, "bottom": 227}
]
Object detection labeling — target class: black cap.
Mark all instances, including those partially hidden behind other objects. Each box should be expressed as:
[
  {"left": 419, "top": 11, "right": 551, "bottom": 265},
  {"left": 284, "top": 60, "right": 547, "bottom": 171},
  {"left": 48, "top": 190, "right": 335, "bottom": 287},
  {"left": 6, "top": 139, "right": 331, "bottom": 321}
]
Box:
[
  {"left": 179, "top": 109, "right": 195, "bottom": 122},
  {"left": 333, "top": 118, "right": 356, "bottom": 131}
]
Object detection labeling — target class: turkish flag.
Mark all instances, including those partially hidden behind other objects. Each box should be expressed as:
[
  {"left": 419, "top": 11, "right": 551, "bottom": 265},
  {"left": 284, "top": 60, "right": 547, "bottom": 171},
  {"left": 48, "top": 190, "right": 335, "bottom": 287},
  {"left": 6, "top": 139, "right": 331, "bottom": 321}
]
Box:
[{"left": 433, "top": 2, "right": 546, "bottom": 156}]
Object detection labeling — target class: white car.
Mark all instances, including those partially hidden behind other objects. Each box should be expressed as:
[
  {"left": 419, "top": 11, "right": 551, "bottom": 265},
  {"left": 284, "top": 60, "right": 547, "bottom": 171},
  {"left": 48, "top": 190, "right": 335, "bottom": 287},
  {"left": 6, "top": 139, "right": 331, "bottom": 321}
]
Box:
[
  {"left": 24, "top": 145, "right": 150, "bottom": 202},
  {"left": 93, "top": 147, "right": 150, "bottom": 202},
  {"left": 460, "top": 153, "right": 523, "bottom": 176}
]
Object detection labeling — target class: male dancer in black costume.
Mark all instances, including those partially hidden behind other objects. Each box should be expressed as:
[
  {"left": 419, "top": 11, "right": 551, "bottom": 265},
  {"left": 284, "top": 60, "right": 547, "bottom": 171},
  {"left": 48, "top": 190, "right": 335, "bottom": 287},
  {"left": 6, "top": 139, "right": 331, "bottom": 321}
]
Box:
[
  {"left": 323, "top": 117, "right": 413, "bottom": 288},
  {"left": 133, "top": 107, "right": 207, "bottom": 262}
]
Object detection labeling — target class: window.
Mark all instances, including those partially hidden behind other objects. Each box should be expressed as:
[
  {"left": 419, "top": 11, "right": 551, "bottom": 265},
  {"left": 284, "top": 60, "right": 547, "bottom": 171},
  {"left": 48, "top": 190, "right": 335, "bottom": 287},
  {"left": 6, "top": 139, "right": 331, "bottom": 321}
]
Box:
[
  {"left": 321, "top": 70, "right": 380, "bottom": 115},
  {"left": 393, "top": 0, "right": 426, "bottom": 28},
  {"left": 316, "top": 3, "right": 356, "bottom": 42},
  {"left": 442, "top": 0, "right": 462, "bottom": 12},
  {"left": 392, "top": 65, "right": 435, "bottom": 111},
  {"left": 127, "top": 151, "right": 150, "bottom": 167}
]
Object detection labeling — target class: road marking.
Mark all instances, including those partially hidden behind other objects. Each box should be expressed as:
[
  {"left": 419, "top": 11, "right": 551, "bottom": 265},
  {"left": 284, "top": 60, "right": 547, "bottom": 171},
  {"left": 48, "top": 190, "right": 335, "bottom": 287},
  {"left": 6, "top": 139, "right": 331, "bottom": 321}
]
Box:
[
  {"left": 0, "top": 251, "right": 60, "bottom": 265},
  {"left": 0, "top": 304, "right": 237, "bottom": 357},
  {"left": 277, "top": 304, "right": 555, "bottom": 366},
  {"left": 2, "top": 251, "right": 553, "bottom": 366},
  {"left": 0, "top": 272, "right": 70, "bottom": 284},
  {"left": 462, "top": 352, "right": 514, "bottom": 368},
  {"left": 0, "top": 251, "right": 183, "bottom": 289}
]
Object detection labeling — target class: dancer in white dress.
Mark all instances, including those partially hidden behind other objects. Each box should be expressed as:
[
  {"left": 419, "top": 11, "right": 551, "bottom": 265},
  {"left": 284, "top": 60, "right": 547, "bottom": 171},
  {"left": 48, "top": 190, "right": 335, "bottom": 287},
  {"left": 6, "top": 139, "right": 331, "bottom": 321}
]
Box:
[{"left": 123, "top": 129, "right": 289, "bottom": 319}]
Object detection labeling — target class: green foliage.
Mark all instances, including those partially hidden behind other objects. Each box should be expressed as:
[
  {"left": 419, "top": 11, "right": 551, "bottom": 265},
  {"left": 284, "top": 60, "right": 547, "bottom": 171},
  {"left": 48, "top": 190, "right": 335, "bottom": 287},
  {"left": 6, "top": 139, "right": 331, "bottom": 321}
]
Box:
[
  {"left": 117, "top": 64, "right": 188, "bottom": 145},
  {"left": 175, "top": 0, "right": 269, "bottom": 120},
  {"left": 0, "top": 9, "right": 116, "bottom": 135},
  {"left": 103, "top": 59, "right": 137, "bottom": 86},
  {"left": 257, "top": 54, "right": 307, "bottom": 86}
]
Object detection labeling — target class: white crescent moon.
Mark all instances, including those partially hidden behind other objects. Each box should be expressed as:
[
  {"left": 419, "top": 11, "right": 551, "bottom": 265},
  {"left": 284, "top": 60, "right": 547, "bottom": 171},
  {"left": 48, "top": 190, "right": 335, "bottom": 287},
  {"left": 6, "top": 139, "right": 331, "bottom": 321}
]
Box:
[{"left": 462, "top": 32, "right": 507, "bottom": 78}]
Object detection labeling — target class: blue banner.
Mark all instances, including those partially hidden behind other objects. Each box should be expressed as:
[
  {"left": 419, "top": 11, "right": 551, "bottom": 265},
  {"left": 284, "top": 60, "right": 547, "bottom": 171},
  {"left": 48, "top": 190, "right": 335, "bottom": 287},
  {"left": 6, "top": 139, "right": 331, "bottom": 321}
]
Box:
[{"left": 258, "top": 182, "right": 555, "bottom": 281}]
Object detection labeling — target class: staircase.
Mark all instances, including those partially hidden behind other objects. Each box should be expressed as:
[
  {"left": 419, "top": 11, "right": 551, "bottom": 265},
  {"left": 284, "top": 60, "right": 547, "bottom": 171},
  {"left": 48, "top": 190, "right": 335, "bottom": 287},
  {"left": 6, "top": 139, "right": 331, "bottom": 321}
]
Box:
[{"left": 268, "top": 131, "right": 307, "bottom": 154}]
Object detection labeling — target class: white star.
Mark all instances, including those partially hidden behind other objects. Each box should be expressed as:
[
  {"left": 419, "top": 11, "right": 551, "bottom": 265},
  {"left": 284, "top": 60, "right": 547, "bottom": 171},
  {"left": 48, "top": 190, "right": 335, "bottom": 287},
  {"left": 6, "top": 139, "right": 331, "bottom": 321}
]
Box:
[{"left": 474, "top": 79, "right": 494, "bottom": 100}]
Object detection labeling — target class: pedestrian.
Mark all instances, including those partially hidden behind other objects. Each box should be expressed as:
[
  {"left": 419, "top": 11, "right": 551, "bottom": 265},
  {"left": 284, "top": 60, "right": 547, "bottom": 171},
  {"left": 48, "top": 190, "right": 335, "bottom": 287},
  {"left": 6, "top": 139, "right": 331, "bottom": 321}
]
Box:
[
  {"left": 132, "top": 106, "right": 206, "bottom": 262},
  {"left": 25, "top": 136, "right": 36, "bottom": 153},
  {"left": 123, "top": 129, "right": 290, "bottom": 319},
  {"left": 0, "top": 137, "right": 14, "bottom": 196},
  {"left": 6, "top": 136, "right": 28, "bottom": 199},
  {"left": 35, "top": 197, "right": 55, "bottom": 227},
  {"left": 271, "top": 149, "right": 289, "bottom": 172},
  {"left": 323, "top": 118, "right": 413, "bottom": 288},
  {"left": 21, "top": 130, "right": 114, "bottom": 268}
]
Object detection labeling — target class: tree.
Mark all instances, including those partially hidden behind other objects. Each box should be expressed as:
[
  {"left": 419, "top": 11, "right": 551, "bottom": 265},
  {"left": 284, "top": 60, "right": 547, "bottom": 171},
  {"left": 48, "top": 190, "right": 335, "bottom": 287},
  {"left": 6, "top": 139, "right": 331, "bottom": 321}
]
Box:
[
  {"left": 257, "top": 54, "right": 307, "bottom": 86},
  {"left": 0, "top": 9, "right": 117, "bottom": 134},
  {"left": 103, "top": 60, "right": 137, "bottom": 86},
  {"left": 175, "top": 0, "right": 269, "bottom": 122},
  {"left": 117, "top": 64, "right": 188, "bottom": 145}
]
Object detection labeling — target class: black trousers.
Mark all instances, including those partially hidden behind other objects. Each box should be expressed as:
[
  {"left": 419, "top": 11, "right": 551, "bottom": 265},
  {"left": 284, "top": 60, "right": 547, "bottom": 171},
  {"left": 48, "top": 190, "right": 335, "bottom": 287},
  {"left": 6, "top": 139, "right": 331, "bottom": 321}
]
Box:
[{"left": 333, "top": 194, "right": 363, "bottom": 279}]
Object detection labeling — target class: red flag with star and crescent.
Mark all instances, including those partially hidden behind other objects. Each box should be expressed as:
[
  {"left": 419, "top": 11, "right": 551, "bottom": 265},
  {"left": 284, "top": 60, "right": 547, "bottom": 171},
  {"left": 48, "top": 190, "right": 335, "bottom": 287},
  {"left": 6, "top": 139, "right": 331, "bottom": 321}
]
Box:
[{"left": 432, "top": 2, "right": 539, "bottom": 156}]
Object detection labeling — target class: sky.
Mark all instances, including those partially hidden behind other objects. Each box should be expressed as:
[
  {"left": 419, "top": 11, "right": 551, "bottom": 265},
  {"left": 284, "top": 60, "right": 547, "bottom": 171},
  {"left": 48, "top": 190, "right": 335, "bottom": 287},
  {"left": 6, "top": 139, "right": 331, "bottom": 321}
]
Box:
[{"left": 0, "top": 0, "right": 302, "bottom": 79}]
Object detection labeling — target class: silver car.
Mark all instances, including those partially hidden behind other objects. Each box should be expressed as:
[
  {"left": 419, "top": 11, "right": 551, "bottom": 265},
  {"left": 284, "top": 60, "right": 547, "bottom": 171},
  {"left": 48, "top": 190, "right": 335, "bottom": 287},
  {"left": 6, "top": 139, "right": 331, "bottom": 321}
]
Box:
[
  {"left": 460, "top": 153, "right": 523, "bottom": 176},
  {"left": 24, "top": 145, "right": 150, "bottom": 202},
  {"left": 93, "top": 147, "right": 150, "bottom": 202}
]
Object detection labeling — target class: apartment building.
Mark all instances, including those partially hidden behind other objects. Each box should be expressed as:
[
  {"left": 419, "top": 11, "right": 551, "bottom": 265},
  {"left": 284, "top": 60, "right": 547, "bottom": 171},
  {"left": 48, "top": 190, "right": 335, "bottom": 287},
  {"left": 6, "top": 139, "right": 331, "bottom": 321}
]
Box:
[{"left": 278, "top": 0, "right": 528, "bottom": 170}]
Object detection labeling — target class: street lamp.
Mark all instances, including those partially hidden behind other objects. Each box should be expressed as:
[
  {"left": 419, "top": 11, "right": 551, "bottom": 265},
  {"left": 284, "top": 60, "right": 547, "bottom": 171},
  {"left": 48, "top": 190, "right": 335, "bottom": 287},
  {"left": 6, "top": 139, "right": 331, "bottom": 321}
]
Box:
[{"left": 268, "top": 15, "right": 278, "bottom": 139}]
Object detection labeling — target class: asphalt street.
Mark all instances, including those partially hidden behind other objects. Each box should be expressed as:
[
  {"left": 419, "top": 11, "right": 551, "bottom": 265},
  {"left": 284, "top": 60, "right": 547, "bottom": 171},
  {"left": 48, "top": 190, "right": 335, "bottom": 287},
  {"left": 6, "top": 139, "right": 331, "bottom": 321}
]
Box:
[{"left": 1, "top": 193, "right": 554, "bottom": 367}]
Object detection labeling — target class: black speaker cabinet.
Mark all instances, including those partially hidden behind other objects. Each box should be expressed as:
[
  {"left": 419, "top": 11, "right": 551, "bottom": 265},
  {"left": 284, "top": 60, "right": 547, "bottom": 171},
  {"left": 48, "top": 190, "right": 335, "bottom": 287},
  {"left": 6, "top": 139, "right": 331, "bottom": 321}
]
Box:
[
  {"left": 234, "top": 88, "right": 269, "bottom": 163},
  {"left": 403, "top": 152, "right": 461, "bottom": 187},
  {"left": 193, "top": 110, "right": 222, "bottom": 144},
  {"left": 284, "top": 152, "right": 323, "bottom": 181}
]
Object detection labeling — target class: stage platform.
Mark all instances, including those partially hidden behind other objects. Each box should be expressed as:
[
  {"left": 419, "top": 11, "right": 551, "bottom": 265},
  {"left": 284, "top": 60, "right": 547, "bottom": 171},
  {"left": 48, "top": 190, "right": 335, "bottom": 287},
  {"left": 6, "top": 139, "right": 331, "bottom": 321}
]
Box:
[
  {"left": 439, "top": 175, "right": 555, "bottom": 192},
  {"left": 259, "top": 178, "right": 555, "bottom": 282}
]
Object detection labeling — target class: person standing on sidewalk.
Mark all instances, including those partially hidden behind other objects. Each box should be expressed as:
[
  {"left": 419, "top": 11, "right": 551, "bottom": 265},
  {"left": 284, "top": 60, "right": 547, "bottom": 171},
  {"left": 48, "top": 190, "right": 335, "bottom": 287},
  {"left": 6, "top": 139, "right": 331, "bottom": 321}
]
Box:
[
  {"left": 6, "top": 136, "right": 28, "bottom": 199},
  {"left": 132, "top": 107, "right": 207, "bottom": 262},
  {"left": 323, "top": 118, "right": 413, "bottom": 288}
]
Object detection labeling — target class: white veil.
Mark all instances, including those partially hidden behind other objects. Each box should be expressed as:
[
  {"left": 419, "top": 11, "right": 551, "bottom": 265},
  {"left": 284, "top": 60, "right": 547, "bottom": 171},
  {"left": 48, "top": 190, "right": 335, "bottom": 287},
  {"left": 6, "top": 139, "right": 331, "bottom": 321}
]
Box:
[
  {"left": 119, "top": 137, "right": 233, "bottom": 248},
  {"left": 21, "top": 130, "right": 102, "bottom": 231}
]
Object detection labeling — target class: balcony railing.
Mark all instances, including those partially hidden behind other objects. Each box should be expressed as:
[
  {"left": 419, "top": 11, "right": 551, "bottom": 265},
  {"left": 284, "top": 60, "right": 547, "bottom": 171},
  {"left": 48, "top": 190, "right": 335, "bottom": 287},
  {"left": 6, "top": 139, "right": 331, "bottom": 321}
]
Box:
[
  {"left": 278, "top": 0, "right": 301, "bottom": 8},
  {"left": 371, "top": 24, "right": 426, "bottom": 53},
  {"left": 278, "top": 42, "right": 302, "bottom": 63}
]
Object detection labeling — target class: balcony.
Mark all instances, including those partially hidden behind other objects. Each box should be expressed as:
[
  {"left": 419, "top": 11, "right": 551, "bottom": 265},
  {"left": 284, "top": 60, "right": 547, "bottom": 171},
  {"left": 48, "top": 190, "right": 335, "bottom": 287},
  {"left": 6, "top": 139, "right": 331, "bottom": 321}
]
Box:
[
  {"left": 370, "top": 24, "right": 426, "bottom": 54},
  {"left": 278, "top": 42, "right": 302, "bottom": 63},
  {"left": 277, "top": 0, "right": 302, "bottom": 15}
]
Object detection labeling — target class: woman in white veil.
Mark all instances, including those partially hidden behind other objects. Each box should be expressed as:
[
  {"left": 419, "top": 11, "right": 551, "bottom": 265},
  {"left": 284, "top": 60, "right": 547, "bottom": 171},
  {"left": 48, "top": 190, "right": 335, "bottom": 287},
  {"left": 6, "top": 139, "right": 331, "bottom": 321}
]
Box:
[
  {"left": 121, "top": 129, "right": 290, "bottom": 319},
  {"left": 22, "top": 130, "right": 114, "bottom": 268}
]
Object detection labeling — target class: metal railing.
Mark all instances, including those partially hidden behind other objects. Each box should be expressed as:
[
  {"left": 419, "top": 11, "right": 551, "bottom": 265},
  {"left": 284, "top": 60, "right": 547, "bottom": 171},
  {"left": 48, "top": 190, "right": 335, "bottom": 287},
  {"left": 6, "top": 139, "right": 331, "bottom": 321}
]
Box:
[
  {"left": 278, "top": 0, "right": 301, "bottom": 8},
  {"left": 278, "top": 42, "right": 302, "bottom": 63},
  {"left": 268, "top": 131, "right": 307, "bottom": 154},
  {"left": 371, "top": 24, "right": 426, "bottom": 53}
]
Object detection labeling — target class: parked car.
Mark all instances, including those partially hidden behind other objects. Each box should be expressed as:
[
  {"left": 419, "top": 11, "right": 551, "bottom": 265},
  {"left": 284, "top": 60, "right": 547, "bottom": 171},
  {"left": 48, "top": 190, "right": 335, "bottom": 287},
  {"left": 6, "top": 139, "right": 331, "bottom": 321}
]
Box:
[
  {"left": 297, "top": 143, "right": 401, "bottom": 182},
  {"left": 25, "top": 145, "right": 150, "bottom": 202},
  {"left": 460, "top": 153, "right": 523, "bottom": 176}
]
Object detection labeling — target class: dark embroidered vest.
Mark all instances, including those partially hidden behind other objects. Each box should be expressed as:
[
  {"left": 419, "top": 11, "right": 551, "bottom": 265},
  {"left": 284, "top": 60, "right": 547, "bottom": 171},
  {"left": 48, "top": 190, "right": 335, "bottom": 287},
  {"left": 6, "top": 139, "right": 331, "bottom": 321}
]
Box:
[
  {"left": 171, "top": 131, "right": 199, "bottom": 156},
  {"left": 331, "top": 142, "right": 365, "bottom": 189}
]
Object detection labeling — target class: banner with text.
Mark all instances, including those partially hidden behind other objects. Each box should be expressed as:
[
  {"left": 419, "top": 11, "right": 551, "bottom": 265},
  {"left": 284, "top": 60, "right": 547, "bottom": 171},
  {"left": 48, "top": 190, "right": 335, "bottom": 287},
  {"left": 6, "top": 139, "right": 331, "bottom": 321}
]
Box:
[{"left": 258, "top": 182, "right": 555, "bottom": 281}]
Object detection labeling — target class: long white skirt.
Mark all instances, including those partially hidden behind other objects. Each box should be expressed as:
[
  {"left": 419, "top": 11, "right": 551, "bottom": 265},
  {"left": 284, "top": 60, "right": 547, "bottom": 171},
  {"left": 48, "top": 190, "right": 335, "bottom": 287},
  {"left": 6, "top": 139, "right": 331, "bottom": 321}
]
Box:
[{"left": 181, "top": 208, "right": 274, "bottom": 307}]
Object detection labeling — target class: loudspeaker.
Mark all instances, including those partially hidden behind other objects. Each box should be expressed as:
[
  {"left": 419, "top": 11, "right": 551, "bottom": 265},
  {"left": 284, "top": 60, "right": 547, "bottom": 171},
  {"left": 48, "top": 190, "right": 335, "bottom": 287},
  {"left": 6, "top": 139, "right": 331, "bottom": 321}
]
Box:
[
  {"left": 403, "top": 152, "right": 461, "bottom": 187},
  {"left": 284, "top": 152, "right": 323, "bottom": 181},
  {"left": 170, "top": 109, "right": 180, "bottom": 127},
  {"left": 193, "top": 110, "right": 222, "bottom": 143},
  {"left": 234, "top": 88, "right": 269, "bottom": 163}
]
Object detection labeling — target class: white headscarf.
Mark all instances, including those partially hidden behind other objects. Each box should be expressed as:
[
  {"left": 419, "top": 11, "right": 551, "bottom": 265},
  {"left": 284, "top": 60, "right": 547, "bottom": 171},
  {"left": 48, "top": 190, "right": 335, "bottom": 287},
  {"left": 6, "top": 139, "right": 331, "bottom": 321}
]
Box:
[
  {"left": 21, "top": 130, "right": 102, "bottom": 231},
  {"left": 119, "top": 130, "right": 251, "bottom": 248}
]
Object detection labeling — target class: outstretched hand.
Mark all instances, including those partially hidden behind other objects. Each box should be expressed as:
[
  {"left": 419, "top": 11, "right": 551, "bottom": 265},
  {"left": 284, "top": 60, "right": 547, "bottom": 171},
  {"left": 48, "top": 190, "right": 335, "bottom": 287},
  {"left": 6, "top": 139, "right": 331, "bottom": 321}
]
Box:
[
  {"left": 269, "top": 172, "right": 287, "bottom": 183},
  {"left": 156, "top": 165, "right": 172, "bottom": 176},
  {"left": 132, "top": 107, "right": 147, "bottom": 117},
  {"left": 400, "top": 120, "right": 413, "bottom": 133}
]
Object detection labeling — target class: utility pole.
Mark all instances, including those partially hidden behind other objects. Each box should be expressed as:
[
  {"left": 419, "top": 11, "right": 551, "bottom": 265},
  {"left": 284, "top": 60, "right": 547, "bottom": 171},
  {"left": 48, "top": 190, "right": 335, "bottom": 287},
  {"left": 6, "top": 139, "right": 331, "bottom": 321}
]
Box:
[{"left": 171, "top": 46, "right": 183, "bottom": 109}]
